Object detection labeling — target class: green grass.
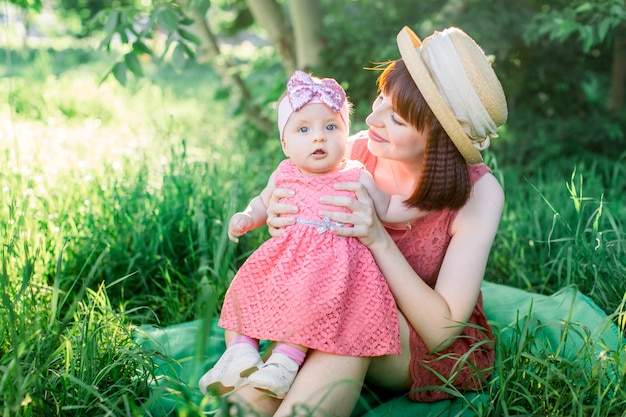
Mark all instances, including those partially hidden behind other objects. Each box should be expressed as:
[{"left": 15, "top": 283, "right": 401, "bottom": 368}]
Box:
[
  {"left": 1, "top": 40, "right": 625, "bottom": 416},
  {"left": 488, "top": 153, "right": 626, "bottom": 314},
  {"left": 484, "top": 306, "right": 626, "bottom": 416},
  {"left": 0, "top": 183, "right": 154, "bottom": 415}
]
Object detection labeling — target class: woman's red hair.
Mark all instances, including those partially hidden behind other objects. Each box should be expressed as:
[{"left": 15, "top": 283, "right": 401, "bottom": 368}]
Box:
[{"left": 376, "top": 59, "right": 470, "bottom": 211}]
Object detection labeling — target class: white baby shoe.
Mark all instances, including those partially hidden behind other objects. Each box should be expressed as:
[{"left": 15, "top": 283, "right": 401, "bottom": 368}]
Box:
[
  {"left": 198, "top": 343, "right": 263, "bottom": 395},
  {"left": 247, "top": 352, "right": 299, "bottom": 399}
]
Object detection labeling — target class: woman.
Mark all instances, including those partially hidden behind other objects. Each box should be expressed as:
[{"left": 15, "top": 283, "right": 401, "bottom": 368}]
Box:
[{"left": 228, "top": 25, "right": 507, "bottom": 417}]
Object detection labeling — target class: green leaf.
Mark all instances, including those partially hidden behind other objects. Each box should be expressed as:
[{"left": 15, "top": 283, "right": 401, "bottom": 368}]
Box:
[
  {"left": 161, "top": 34, "right": 175, "bottom": 61},
  {"left": 119, "top": 29, "right": 129, "bottom": 44},
  {"left": 16, "top": 0, "right": 42, "bottom": 12},
  {"left": 104, "top": 10, "right": 119, "bottom": 34},
  {"left": 180, "top": 16, "right": 196, "bottom": 26},
  {"left": 158, "top": 7, "right": 180, "bottom": 34},
  {"left": 146, "top": 8, "right": 159, "bottom": 33},
  {"left": 179, "top": 41, "right": 196, "bottom": 60},
  {"left": 190, "top": 0, "right": 211, "bottom": 16},
  {"left": 611, "top": 3, "right": 626, "bottom": 19},
  {"left": 113, "top": 62, "right": 127, "bottom": 86},
  {"left": 579, "top": 26, "right": 595, "bottom": 53},
  {"left": 124, "top": 52, "right": 143, "bottom": 77},
  {"left": 598, "top": 19, "right": 612, "bottom": 42},
  {"left": 132, "top": 40, "right": 153, "bottom": 56},
  {"left": 178, "top": 27, "right": 202, "bottom": 45},
  {"left": 574, "top": 2, "right": 593, "bottom": 14},
  {"left": 556, "top": 18, "right": 577, "bottom": 41},
  {"left": 100, "top": 10, "right": 119, "bottom": 49},
  {"left": 172, "top": 43, "right": 187, "bottom": 72}
]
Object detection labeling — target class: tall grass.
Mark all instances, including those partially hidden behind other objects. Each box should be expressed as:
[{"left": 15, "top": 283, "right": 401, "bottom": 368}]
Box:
[
  {"left": 1, "top": 40, "right": 281, "bottom": 415},
  {"left": 0, "top": 173, "right": 153, "bottom": 415},
  {"left": 484, "top": 305, "right": 626, "bottom": 416},
  {"left": 1, "top": 42, "right": 625, "bottom": 416},
  {"left": 488, "top": 151, "right": 626, "bottom": 315}
]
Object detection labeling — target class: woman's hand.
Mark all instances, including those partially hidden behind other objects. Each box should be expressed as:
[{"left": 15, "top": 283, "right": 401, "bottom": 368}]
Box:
[
  {"left": 318, "top": 181, "right": 388, "bottom": 248},
  {"left": 266, "top": 187, "right": 298, "bottom": 237}
]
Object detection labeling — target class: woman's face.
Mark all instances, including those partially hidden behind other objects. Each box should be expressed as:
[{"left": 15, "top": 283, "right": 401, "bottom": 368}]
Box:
[{"left": 365, "top": 92, "right": 427, "bottom": 163}]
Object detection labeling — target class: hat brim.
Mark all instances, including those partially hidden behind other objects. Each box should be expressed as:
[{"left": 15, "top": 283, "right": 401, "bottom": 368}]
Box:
[{"left": 397, "top": 26, "right": 483, "bottom": 164}]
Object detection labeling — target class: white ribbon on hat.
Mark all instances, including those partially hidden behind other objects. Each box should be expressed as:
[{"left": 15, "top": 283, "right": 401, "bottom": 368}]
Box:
[{"left": 420, "top": 30, "right": 498, "bottom": 150}]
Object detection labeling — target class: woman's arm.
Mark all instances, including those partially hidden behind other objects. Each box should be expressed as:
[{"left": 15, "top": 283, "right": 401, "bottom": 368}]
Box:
[
  {"left": 358, "top": 170, "right": 420, "bottom": 224},
  {"left": 318, "top": 174, "right": 504, "bottom": 352}
]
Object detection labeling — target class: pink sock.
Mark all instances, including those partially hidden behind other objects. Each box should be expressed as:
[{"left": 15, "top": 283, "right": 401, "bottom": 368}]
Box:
[
  {"left": 228, "top": 335, "right": 259, "bottom": 350},
  {"left": 273, "top": 343, "right": 306, "bottom": 366}
]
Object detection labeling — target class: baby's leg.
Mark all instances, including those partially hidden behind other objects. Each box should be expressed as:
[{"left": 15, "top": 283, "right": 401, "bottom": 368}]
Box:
[
  {"left": 247, "top": 342, "right": 308, "bottom": 399},
  {"left": 224, "top": 329, "right": 242, "bottom": 344},
  {"left": 271, "top": 342, "right": 308, "bottom": 365},
  {"left": 226, "top": 330, "right": 259, "bottom": 352},
  {"left": 198, "top": 331, "right": 263, "bottom": 395}
]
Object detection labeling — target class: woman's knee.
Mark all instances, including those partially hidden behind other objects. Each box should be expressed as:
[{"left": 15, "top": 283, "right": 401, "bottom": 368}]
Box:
[
  {"left": 366, "top": 314, "right": 412, "bottom": 390},
  {"left": 276, "top": 351, "right": 370, "bottom": 417}
]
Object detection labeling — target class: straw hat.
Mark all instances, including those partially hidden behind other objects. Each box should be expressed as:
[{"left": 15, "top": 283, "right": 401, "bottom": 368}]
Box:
[{"left": 396, "top": 26, "right": 507, "bottom": 164}]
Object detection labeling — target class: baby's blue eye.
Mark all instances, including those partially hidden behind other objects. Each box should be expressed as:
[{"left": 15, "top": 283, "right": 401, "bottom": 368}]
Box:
[
  {"left": 299, "top": 126, "right": 309, "bottom": 133},
  {"left": 326, "top": 124, "right": 336, "bottom": 131}
]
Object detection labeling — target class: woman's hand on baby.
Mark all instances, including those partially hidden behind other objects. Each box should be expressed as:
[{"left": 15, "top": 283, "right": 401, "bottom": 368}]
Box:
[
  {"left": 228, "top": 213, "right": 253, "bottom": 243},
  {"left": 319, "top": 181, "right": 386, "bottom": 248},
  {"left": 266, "top": 187, "right": 298, "bottom": 238}
]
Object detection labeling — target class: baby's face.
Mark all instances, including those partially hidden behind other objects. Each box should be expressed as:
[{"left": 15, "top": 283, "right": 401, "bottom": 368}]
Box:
[{"left": 281, "top": 103, "right": 348, "bottom": 176}]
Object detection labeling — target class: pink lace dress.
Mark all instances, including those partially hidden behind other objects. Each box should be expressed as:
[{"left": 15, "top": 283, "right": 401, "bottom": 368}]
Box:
[
  {"left": 219, "top": 159, "right": 400, "bottom": 357},
  {"left": 351, "top": 134, "right": 495, "bottom": 402}
]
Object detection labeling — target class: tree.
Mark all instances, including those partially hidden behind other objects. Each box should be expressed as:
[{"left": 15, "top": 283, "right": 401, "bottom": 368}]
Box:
[
  {"left": 14, "top": 0, "right": 622, "bottom": 154},
  {"left": 95, "top": 0, "right": 325, "bottom": 135},
  {"left": 7, "top": 0, "right": 42, "bottom": 10},
  {"left": 6, "top": 0, "right": 42, "bottom": 47},
  {"left": 610, "top": 23, "right": 626, "bottom": 113},
  {"left": 286, "top": 0, "right": 322, "bottom": 71},
  {"left": 523, "top": 0, "right": 626, "bottom": 113},
  {"left": 244, "top": 0, "right": 295, "bottom": 73}
]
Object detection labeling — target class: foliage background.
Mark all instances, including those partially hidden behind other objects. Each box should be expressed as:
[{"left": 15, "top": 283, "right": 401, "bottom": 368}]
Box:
[{"left": 1, "top": 0, "right": 625, "bottom": 415}]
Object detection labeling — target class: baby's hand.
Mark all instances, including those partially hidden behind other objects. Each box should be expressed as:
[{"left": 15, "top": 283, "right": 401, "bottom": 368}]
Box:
[{"left": 228, "top": 213, "right": 253, "bottom": 243}]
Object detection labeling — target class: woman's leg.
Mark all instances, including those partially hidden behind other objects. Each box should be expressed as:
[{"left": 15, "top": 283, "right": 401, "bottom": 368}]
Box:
[
  {"left": 229, "top": 385, "right": 282, "bottom": 416},
  {"left": 366, "top": 312, "right": 412, "bottom": 391},
  {"left": 274, "top": 350, "right": 370, "bottom": 417},
  {"left": 229, "top": 351, "right": 369, "bottom": 417}
]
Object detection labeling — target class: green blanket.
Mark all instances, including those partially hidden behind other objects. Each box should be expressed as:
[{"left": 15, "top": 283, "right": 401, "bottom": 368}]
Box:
[{"left": 137, "top": 282, "right": 621, "bottom": 416}]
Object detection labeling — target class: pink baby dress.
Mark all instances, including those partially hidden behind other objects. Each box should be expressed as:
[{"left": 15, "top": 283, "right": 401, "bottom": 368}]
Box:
[{"left": 219, "top": 158, "right": 401, "bottom": 356}]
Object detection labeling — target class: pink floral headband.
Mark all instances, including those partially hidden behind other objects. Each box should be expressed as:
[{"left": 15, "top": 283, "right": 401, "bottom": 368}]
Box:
[{"left": 277, "top": 70, "right": 350, "bottom": 139}]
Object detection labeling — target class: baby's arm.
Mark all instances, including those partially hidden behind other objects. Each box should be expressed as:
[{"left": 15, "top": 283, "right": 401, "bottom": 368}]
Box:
[
  {"left": 358, "top": 170, "right": 419, "bottom": 224},
  {"left": 228, "top": 171, "right": 278, "bottom": 242}
]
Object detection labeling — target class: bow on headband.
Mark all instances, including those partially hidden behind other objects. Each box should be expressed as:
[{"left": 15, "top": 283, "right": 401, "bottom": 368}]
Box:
[
  {"left": 287, "top": 70, "right": 346, "bottom": 112},
  {"left": 277, "top": 71, "right": 350, "bottom": 139}
]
